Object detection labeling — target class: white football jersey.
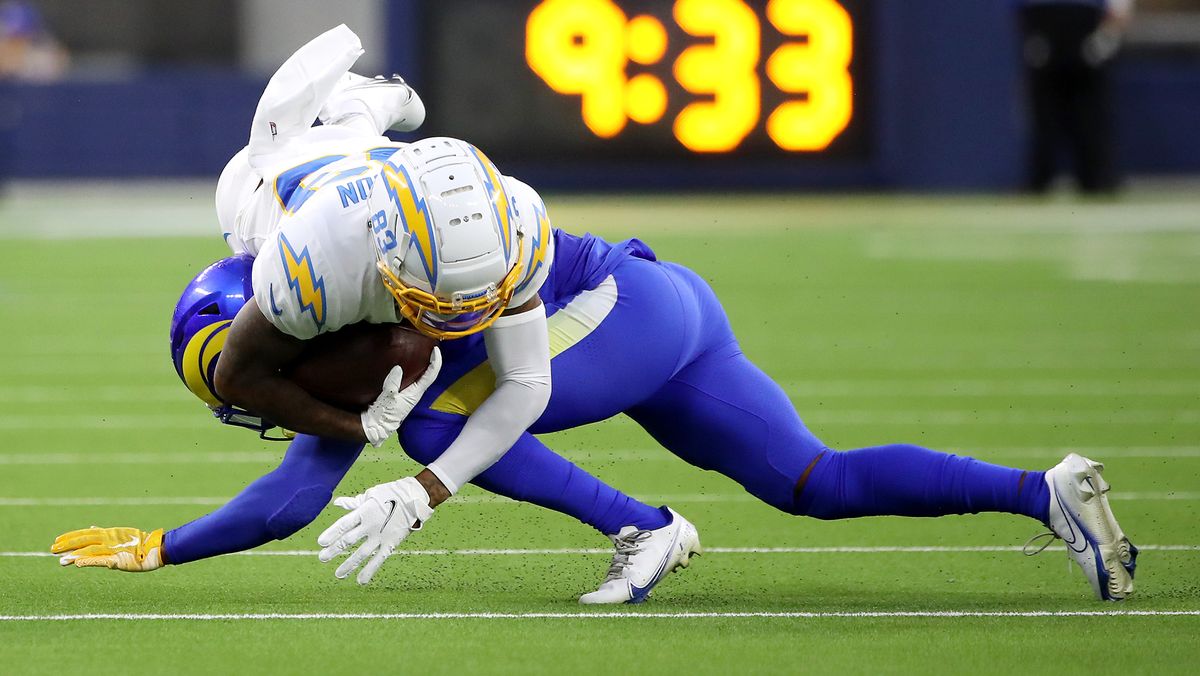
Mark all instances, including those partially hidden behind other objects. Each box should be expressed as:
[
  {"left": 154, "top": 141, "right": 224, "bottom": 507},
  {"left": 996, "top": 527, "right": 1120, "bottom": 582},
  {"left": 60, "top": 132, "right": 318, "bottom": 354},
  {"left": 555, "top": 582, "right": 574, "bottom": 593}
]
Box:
[{"left": 233, "top": 146, "right": 554, "bottom": 341}]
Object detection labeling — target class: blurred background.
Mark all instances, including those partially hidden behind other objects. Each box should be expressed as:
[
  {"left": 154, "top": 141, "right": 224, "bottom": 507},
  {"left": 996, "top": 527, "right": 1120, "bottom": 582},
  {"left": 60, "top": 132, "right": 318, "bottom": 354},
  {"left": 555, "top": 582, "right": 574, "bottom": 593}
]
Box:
[{"left": 0, "top": 0, "right": 1198, "bottom": 193}]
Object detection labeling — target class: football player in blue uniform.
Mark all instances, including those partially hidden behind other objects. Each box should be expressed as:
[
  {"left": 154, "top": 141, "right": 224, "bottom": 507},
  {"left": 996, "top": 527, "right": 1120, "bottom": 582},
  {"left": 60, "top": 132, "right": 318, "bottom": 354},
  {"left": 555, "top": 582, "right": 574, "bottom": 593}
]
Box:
[{"left": 52, "top": 26, "right": 1137, "bottom": 603}]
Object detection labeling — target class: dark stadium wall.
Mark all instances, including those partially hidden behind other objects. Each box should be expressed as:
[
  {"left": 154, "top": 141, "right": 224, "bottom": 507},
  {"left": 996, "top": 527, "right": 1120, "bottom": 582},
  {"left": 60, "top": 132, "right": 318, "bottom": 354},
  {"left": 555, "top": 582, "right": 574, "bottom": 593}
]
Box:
[
  {"left": 871, "top": 0, "right": 1026, "bottom": 190},
  {"left": 2, "top": 0, "right": 1198, "bottom": 188}
]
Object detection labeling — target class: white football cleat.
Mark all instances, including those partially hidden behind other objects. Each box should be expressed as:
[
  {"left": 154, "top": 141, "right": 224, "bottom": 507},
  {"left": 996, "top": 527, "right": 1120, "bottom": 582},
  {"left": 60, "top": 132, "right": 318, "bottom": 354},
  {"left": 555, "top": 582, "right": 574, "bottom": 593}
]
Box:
[
  {"left": 1031, "top": 453, "right": 1138, "bottom": 601},
  {"left": 319, "top": 73, "right": 426, "bottom": 133},
  {"left": 579, "top": 508, "right": 701, "bottom": 605}
]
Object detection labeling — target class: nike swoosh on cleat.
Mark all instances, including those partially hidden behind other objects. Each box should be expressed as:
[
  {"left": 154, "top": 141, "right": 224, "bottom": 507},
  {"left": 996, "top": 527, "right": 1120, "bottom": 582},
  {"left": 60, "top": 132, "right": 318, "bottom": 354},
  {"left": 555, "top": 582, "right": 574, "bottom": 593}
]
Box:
[
  {"left": 627, "top": 528, "right": 684, "bottom": 604},
  {"left": 1053, "top": 491, "right": 1090, "bottom": 554}
]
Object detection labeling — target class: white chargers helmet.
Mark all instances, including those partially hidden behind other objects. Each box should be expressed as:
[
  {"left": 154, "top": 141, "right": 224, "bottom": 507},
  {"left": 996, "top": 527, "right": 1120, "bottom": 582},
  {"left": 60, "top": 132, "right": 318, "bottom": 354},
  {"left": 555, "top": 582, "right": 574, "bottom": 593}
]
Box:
[{"left": 366, "top": 137, "right": 524, "bottom": 339}]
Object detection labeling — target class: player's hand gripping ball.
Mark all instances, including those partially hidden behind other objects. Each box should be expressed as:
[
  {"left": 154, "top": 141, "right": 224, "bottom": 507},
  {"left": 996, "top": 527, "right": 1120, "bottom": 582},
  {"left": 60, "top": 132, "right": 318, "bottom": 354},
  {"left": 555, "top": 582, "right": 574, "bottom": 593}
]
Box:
[{"left": 285, "top": 323, "right": 439, "bottom": 409}]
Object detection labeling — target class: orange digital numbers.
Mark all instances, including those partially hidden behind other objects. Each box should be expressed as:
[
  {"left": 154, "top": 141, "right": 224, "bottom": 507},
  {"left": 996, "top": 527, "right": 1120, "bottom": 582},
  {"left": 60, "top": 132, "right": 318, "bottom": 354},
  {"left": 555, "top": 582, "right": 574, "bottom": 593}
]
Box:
[
  {"left": 672, "top": 0, "right": 760, "bottom": 152},
  {"left": 765, "top": 0, "right": 854, "bottom": 151},
  {"left": 525, "top": 0, "right": 856, "bottom": 153},
  {"left": 526, "top": 0, "right": 630, "bottom": 138}
]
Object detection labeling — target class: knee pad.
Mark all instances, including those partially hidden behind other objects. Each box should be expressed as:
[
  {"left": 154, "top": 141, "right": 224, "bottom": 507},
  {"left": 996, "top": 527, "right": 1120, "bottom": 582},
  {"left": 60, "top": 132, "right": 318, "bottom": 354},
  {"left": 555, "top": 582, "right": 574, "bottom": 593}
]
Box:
[{"left": 266, "top": 485, "right": 333, "bottom": 540}]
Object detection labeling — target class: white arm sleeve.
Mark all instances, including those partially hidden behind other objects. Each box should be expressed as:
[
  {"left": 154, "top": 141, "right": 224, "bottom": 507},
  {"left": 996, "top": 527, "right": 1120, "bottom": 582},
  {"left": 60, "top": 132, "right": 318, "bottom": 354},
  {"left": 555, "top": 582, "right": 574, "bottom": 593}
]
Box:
[{"left": 425, "top": 305, "right": 552, "bottom": 494}]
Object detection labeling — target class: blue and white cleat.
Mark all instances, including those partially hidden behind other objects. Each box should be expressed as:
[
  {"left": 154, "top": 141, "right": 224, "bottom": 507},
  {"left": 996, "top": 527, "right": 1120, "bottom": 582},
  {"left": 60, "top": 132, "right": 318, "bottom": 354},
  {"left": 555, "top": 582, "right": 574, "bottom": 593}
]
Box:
[
  {"left": 579, "top": 508, "right": 701, "bottom": 605},
  {"left": 319, "top": 73, "right": 426, "bottom": 133},
  {"left": 1032, "top": 453, "right": 1138, "bottom": 601}
]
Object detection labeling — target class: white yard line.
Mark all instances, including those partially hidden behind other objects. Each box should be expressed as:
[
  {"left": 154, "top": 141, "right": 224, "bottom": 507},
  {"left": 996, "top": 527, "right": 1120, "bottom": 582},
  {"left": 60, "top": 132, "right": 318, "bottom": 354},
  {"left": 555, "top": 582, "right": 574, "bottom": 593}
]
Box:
[
  {"left": 2, "top": 409, "right": 1196, "bottom": 430},
  {"left": 777, "top": 380, "right": 1200, "bottom": 397},
  {"left": 0, "top": 385, "right": 182, "bottom": 403},
  {"left": 0, "top": 452, "right": 283, "bottom": 465},
  {"left": 6, "top": 544, "right": 1198, "bottom": 558},
  {"left": 0, "top": 415, "right": 212, "bottom": 430},
  {"left": 0, "top": 610, "right": 1197, "bottom": 622},
  {"left": 1, "top": 491, "right": 1195, "bottom": 507},
  {"left": 2, "top": 380, "right": 1198, "bottom": 403},
  {"left": 805, "top": 410, "right": 1200, "bottom": 425},
  {"left": 2, "top": 446, "right": 1199, "bottom": 467}
]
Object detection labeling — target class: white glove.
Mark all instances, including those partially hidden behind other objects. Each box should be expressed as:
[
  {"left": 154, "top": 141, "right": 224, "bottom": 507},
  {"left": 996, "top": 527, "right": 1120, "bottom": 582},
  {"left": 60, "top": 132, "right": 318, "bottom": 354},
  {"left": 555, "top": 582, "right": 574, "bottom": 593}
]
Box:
[
  {"left": 317, "top": 477, "right": 434, "bottom": 584},
  {"left": 360, "top": 347, "right": 441, "bottom": 447}
]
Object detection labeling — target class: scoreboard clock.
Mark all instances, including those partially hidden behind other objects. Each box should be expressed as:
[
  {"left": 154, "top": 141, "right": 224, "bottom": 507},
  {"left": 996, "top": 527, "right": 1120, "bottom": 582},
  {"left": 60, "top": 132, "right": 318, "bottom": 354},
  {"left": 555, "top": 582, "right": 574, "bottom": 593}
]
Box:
[{"left": 421, "top": 0, "right": 871, "bottom": 165}]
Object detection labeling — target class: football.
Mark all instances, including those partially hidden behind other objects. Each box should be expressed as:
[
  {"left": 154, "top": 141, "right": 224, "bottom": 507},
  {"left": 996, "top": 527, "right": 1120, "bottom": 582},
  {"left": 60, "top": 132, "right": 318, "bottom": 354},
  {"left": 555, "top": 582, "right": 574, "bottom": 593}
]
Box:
[{"left": 284, "top": 322, "right": 438, "bottom": 411}]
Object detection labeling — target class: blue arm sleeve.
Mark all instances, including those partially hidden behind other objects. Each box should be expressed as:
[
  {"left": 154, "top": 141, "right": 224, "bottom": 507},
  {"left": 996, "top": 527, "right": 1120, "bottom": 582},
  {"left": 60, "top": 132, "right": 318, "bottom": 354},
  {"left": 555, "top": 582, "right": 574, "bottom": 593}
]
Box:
[{"left": 162, "top": 434, "right": 364, "bottom": 565}]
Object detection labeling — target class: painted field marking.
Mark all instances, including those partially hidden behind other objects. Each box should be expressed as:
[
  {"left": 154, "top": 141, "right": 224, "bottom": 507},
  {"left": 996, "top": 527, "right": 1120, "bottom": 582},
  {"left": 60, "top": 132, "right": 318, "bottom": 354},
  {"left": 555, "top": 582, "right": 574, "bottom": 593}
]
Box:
[
  {"left": 777, "top": 380, "right": 1200, "bottom": 397},
  {"left": 3, "top": 409, "right": 1200, "bottom": 431},
  {"left": 0, "top": 610, "right": 1197, "bottom": 622},
  {"left": 2, "top": 446, "right": 1200, "bottom": 468},
  {"left": 0, "top": 452, "right": 283, "bottom": 465},
  {"left": 3, "top": 445, "right": 1200, "bottom": 466},
  {"left": 805, "top": 410, "right": 1200, "bottom": 425},
  {"left": 6, "top": 544, "right": 1198, "bottom": 558},
  {"left": 1, "top": 491, "right": 1196, "bottom": 507},
  {"left": 3, "top": 379, "right": 1199, "bottom": 404}
]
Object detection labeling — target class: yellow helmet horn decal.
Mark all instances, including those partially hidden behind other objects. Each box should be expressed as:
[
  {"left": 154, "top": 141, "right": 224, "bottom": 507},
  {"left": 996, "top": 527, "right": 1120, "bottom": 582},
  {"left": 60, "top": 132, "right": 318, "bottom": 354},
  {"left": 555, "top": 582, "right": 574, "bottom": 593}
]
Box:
[{"left": 180, "top": 320, "right": 232, "bottom": 407}]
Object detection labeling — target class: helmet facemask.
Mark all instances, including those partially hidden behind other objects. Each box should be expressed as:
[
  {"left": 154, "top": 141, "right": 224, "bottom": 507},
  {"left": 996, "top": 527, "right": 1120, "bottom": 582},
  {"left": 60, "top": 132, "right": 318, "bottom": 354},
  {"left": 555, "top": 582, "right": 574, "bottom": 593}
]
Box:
[
  {"left": 376, "top": 233, "right": 525, "bottom": 339},
  {"left": 368, "top": 141, "right": 525, "bottom": 340}
]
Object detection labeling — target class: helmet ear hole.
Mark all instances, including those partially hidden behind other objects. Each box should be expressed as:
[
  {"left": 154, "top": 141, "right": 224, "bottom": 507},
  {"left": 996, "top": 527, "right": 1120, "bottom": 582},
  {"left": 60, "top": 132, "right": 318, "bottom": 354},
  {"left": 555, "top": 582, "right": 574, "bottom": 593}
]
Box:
[{"left": 198, "top": 302, "right": 221, "bottom": 316}]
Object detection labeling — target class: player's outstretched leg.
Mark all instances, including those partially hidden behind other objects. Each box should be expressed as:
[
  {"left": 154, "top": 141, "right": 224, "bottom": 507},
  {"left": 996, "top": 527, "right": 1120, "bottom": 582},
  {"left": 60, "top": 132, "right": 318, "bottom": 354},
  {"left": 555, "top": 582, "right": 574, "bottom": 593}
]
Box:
[{"left": 624, "top": 261, "right": 1136, "bottom": 599}]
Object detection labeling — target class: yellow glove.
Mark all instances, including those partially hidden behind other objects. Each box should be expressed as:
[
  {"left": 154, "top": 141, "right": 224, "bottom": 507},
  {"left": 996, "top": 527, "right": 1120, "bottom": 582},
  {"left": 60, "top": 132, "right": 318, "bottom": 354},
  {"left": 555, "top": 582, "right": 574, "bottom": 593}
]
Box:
[{"left": 51, "top": 527, "right": 165, "bottom": 572}]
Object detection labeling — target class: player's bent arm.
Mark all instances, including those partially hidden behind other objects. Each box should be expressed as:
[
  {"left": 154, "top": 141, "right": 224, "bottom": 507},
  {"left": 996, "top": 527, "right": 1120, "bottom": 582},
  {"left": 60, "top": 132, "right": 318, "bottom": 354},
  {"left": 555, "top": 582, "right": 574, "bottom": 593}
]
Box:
[
  {"left": 215, "top": 302, "right": 368, "bottom": 443},
  {"left": 425, "top": 297, "right": 552, "bottom": 498}
]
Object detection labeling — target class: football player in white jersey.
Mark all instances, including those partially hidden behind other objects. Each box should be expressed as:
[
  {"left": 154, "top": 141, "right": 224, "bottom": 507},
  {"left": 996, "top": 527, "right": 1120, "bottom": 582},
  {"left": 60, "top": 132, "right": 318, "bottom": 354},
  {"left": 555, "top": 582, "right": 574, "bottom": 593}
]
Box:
[{"left": 212, "top": 26, "right": 595, "bottom": 584}]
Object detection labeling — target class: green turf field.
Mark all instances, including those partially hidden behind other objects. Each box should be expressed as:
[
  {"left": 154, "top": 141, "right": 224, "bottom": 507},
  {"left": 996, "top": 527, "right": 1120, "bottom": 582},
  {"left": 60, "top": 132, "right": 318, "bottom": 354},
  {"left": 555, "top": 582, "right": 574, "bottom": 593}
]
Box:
[{"left": 1, "top": 188, "right": 1198, "bottom": 674}]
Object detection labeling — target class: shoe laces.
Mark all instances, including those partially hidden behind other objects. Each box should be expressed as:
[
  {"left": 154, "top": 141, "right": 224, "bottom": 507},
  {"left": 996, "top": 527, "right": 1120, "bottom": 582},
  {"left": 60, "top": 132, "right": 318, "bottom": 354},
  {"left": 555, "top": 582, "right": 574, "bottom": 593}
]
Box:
[
  {"left": 1023, "top": 531, "right": 1077, "bottom": 576},
  {"left": 1024, "top": 531, "right": 1125, "bottom": 591},
  {"left": 1022, "top": 531, "right": 1058, "bottom": 556},
  {"left": 602, "top": 530, "right": 653, "bottom": 582}
]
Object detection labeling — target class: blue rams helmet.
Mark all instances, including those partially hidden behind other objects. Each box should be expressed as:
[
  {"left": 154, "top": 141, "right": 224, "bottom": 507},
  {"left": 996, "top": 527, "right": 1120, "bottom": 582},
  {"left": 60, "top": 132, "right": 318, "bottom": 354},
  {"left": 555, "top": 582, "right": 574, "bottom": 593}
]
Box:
[{"left": 170, "top": 255, "right": 280, "bottom": 437}]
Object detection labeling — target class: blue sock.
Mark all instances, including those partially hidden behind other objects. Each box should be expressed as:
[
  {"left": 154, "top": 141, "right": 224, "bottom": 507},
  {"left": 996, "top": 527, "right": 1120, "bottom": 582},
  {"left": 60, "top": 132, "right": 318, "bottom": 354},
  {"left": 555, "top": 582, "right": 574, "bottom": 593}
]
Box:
[
  {"left": 492, "top": 457, "right": 668, "bottom": 535},
  {"left": 401, "top": 421, "right": 667, "bottom": 535},
  {"left": 164, "top": 435, "right": 363, "bottom": 564},
  {"left": 797, "top": 444, "right": 1050, "bottom": 523}
]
